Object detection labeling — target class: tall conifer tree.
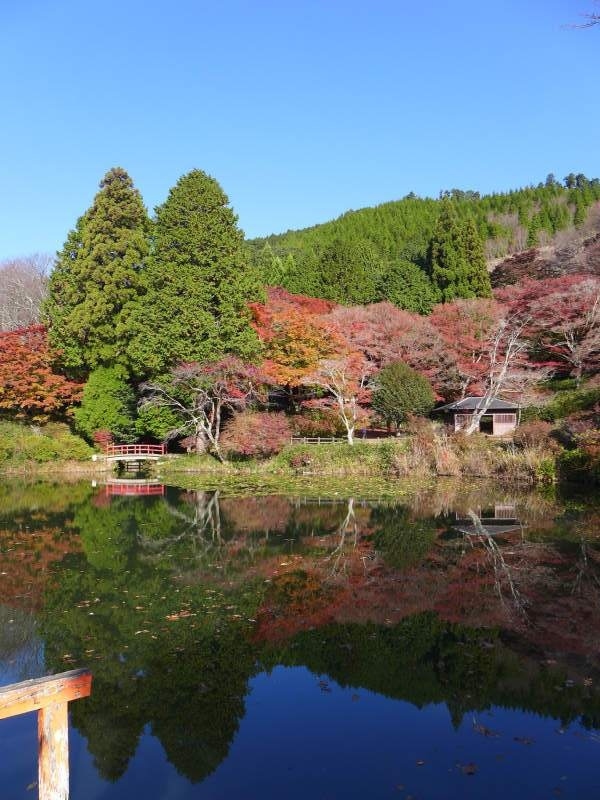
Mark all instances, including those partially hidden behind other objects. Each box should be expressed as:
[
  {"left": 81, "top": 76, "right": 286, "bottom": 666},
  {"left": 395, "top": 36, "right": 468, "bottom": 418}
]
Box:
[
  {"left": 44, "top": 167, "right": 150, "bottom": 374},
  {"left": 128, "top": 169, "right": 261, "bottom": 376},
  {"left": 428, "top": 201, "right": 491, "bottom": 301}
]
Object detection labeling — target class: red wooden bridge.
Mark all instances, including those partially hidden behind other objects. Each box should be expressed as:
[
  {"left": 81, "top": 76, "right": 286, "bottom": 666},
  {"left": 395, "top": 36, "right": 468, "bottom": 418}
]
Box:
[{"left": 104, "top": 444, "right": 166, "bottom": 461}]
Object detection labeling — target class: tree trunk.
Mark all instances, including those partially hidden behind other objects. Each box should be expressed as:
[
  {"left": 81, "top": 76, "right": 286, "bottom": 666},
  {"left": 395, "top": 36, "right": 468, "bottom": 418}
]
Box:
[{"left": 194, "top": 430, "right": 208, "bottom": 454}]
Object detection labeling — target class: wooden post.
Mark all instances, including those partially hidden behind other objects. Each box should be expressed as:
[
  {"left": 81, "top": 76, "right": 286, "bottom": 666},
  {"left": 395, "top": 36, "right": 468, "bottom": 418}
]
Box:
[
  {"left": 39, "top": 702, "right": 69, "bottom": 800},
  {"left": 0, "top": 669, "right": 92, "bottom": 800}
]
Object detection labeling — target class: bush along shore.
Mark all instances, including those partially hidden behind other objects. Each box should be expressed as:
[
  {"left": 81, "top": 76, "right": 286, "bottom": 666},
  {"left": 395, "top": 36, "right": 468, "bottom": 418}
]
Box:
[
  {"left": 158, "top": 432, "right": 557, "bottom": 487},
  {"left": 2, "top": 382, "right": 599, "bottom": 487}
]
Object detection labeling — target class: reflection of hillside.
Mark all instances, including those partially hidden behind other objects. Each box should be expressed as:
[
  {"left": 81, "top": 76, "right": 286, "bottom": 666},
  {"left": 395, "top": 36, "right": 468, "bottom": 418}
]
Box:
[
  {"left": 265, "top": 615, "right": 600, "bottom": 731},
  {"left": 5, "top": 480, "right": 600, "bottom": 788}
]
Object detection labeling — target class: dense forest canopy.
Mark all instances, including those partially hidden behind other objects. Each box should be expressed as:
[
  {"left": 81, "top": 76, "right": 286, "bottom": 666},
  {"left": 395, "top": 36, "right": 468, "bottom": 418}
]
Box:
[{"left": 247, "top": 173, "right": 600, "bottom": 310}]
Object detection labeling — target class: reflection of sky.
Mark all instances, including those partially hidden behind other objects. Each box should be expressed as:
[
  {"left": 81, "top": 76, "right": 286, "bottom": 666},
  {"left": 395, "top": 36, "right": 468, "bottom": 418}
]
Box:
[{"left": 9, "top": 666, "right": 594, "bottom": 800}]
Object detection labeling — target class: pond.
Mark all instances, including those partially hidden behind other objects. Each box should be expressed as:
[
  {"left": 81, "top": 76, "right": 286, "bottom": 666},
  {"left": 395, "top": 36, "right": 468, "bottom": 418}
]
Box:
[{"left": 1, "top": 479, "right": 600, "bottom": 799}]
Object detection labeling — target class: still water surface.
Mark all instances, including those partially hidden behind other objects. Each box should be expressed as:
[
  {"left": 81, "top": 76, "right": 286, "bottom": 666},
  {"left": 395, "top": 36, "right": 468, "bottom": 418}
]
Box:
[{"left": 1, "top": 480, "right": 599, "bottom": 799}]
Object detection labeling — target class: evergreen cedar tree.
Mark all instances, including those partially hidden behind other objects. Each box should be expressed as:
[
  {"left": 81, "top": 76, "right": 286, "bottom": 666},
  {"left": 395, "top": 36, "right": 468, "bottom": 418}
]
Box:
[
  {"left": 0, "top": 325, "right": 82, "bottom": 420},
  {"left": 127, "top": 169, "right": 262, "bottom": 377},
  {"left": 43, "top": 167, "right": 150, "bottom": 375},
  {"left": 427, "top": 200, "right": 492, "bottom": 301},
  {"left": 372, "top": 362, "right": 436, "bottom": 428}
]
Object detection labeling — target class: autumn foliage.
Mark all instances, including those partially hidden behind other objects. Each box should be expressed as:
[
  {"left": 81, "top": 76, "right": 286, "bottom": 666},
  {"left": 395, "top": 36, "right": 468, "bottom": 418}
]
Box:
[
  {"left": 221, "top": 411, "right": 292, "bottom": 458},
  {"left": 0, "top": 325, "right": 82, "bottom": 419}
]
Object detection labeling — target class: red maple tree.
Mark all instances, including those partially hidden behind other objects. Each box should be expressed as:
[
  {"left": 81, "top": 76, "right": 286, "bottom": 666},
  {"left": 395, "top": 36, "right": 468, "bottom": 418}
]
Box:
[{"left": 0, "top": 325, "right": 82, "bottom": 419}]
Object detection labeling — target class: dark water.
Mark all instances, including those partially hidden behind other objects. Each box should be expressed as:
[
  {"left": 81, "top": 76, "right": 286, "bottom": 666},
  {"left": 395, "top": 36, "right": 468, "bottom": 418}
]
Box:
[{"left": 1, "top": 480, "right": 600, "bottom": 799}]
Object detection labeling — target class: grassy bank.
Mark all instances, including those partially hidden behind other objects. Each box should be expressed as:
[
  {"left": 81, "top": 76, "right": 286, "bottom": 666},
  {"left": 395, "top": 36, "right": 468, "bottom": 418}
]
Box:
[
  {"left": 159, "top": 434, "right": 558, "bottom": 489},
  {"left": 0, "top": 420, "right": 576, "bottom": 489},
  {"left": 0, "top": 420, "right": 108, "bottom": 477}
]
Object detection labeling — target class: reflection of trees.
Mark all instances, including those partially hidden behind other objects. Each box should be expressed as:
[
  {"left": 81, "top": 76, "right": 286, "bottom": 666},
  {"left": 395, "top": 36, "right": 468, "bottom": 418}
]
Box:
[
  {"left": 8, "top": 479, "right": 600, "bottom": 787},
  {"left": 464, "top": 509, "right": 527, "bottom": 617},
  {"left": 42, "top": 561, "right": 259, "bottom": 783},
  {"left": 370, "top": 505, "right": 438, "bottom": 570},
  {"left": 267, "top": 613, "right": 600, "bottom": 730}
]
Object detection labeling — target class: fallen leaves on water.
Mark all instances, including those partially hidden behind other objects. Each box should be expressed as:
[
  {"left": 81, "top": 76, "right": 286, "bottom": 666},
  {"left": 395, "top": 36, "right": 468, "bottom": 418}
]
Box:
[
  {"left": 472, "top": 717, "right": 500, "bottom": 737},
  {"left": 514, "top": 736, "right": 535, "bottom": 745},
  {"left": 166, "top": 610, "right": 195, "bottom": 621},
  {"left": 460, "top": 762, "right": 478, "bottom": 776}
]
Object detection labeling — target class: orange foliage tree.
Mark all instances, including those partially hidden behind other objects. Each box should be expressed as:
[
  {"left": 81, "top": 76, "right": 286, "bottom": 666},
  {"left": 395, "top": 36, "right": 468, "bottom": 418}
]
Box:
[{"left": 250, "top": 289, "right": 343, "bottom": 408}]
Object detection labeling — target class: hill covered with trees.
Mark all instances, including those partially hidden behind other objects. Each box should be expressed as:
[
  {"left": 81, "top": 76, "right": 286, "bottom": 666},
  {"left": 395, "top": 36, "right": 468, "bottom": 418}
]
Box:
[
  {"left": 1, "top": 166, "right": 599, "bottom": 485},
  {"left": 247, "top": 173, "right": 600, "bottom": 312}
]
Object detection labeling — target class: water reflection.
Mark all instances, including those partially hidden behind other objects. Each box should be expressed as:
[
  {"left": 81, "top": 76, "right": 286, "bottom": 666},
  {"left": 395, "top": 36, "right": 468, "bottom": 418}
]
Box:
[{"left": 1, "top": 481, "right": 600, "bottom": 794}]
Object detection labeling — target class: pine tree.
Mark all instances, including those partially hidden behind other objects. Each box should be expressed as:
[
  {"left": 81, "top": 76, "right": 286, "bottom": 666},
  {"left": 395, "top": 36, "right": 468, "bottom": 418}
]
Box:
[
  {"left": 128, "top": 169, "right": 261, "bottom": 377},
  {"left": 428, "top": 202, "right": 491, "bottom": 301},
  {"left": 44, "top": 167, "right": 150, "bottom": 375}
]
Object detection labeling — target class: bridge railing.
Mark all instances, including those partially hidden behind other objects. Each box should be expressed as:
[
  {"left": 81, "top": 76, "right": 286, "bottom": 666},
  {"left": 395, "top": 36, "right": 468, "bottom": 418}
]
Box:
[
  {"left": 104, "top": 444, "right": 166, "bottom": 457},
  {"left": 106, "top": 482, "right": 165, "bottom": 496},
  {"left": 0, "top": 669, "right": 92, "bottom": 800}
]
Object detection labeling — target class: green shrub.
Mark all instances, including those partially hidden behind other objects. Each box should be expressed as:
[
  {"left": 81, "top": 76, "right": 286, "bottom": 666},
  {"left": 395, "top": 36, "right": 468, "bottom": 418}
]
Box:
[
  {"left": 539, "top": 388, "right": 600, "bottom": 422},
  {"left": 544, "top": 377, "right": 578, "bottom": 392},
  {"left": 74, "top": 366, "right": 137, "bottom": 443},
  {"left": 558, "top": 449, "right": 594, "bottom": 482},
  {"left": 0, "top": 421, "right": 93, "bottom": 464},
  {"left": 372, "top": 362, "right": 435, "bottom": 428}
]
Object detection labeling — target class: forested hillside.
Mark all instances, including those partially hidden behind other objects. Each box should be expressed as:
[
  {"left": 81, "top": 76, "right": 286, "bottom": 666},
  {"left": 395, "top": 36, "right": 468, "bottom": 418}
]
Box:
[{"left": 248, "top": 174, "right": 600, "bottom": 311}]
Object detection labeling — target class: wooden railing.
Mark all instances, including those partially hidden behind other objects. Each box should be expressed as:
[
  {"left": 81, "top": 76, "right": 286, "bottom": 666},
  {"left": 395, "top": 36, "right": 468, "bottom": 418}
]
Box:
[
  {"left": 0, "top": 669, "right": 92, "bottom": 800},
  {"left": 104, "top": 444, "right": 166, "bottom": 457},
  {"left": 290, "top": 437, "right": 348, "bottom": 445},
  {"left": 106, "top": 482, "right": 165, "bottom": 496}
]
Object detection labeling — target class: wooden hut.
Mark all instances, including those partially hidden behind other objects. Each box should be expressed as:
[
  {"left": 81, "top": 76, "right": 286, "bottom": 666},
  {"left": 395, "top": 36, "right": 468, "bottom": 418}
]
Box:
[{"left": 435, "top": 397, "right": 520, "bottom": 436}]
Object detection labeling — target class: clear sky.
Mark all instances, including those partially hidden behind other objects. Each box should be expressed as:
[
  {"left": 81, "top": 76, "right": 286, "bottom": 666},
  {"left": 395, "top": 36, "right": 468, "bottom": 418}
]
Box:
[{"left": 0, "top": 0, "right": 598, "bottom": 259}]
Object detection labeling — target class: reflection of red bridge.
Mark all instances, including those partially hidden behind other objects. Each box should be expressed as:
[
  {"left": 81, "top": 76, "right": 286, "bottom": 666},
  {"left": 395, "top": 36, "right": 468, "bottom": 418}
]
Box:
[
  {"left": 106, "top": 482, "right": 165, "bottom": 496},
  {"left": 105, "top": 444, "right": 166, "bottom": 461}
]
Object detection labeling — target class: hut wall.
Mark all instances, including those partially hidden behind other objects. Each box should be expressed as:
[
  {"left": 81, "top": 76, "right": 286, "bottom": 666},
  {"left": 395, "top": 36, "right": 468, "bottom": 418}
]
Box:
[{"left": 492, "top": 413, "right": 517, "bottom": 436}]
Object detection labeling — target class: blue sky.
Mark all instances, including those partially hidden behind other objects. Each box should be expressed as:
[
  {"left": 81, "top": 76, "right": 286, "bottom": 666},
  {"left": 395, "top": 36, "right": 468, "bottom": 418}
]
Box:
[{"left": 0, "top": 0, "right": 598, "bottom": 258}]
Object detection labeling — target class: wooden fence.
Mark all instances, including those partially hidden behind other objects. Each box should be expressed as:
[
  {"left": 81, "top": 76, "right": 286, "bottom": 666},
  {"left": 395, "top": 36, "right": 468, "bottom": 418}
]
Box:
[
  {"left": 0, "top": 669, "right": 92, "bottom": 800},
  {"left": 290, "top": 437, "right": 348, "bottom": 445},
  {"left": 290, "top": 436, "right": 405, "bottom": 445}
]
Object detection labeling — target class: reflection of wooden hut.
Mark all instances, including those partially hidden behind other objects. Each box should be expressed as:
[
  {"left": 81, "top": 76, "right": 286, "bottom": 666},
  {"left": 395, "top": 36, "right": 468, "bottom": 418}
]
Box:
[
  {"left": 452, "top": 504, "right": 522, "bottom": 537},
  {"left": 435, "top": 397, "right": 519, "bottom": 436}
]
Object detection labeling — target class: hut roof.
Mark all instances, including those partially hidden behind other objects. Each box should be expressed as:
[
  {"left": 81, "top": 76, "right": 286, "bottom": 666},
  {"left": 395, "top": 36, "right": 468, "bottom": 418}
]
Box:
[{"left": 435, "top": 396, "right": 520, "bottom": 413}]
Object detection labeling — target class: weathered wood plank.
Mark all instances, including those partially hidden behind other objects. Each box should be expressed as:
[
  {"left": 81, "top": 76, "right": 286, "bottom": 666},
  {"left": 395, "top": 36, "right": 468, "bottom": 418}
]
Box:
[
  {"left": 0, "top": 669, "right": 92, "bottom": 720},
  {"left": 38, "top": 701, "right": 69, "bottom": 800}
]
